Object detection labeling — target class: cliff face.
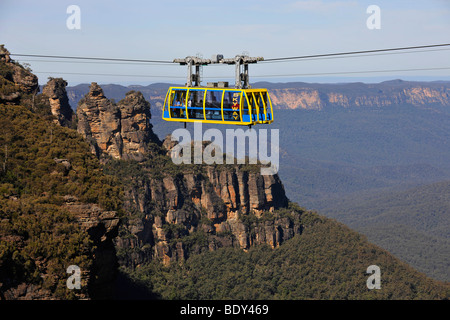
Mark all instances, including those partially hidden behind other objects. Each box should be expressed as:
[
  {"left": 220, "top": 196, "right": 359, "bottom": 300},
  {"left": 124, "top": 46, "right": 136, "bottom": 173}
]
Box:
[
  {"left": 77, "top": 83, "right": 152, "bottom": 160},
  {"left": 64, "top": 80, "right": 450, "bottom": 113},
  {"left": 117, "top": 163, "right": 292, "bottom": 267},
  {"left": 265, "top": 80, "right": 450, "bottom": 110}
]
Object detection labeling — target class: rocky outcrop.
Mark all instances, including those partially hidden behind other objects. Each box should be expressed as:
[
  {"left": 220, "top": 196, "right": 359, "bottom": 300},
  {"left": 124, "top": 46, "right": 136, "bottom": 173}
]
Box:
[
  {"left": 0, "top": 45, "right": 39, "bottom": 104},
  {"left": 76, "top": 82, "right": 122, "bottom": 158},
  {"left": 117, "top": 90, "right": 153, "bottom": 159},
  {"left": 0, "top": 283, "right": 55, "bottom": 300},
  {"left": 42, "top": 78, "right": 73, "bottom": 126},
  {"left": 76, "top": 83, "right": 152, "bottom": 160}
]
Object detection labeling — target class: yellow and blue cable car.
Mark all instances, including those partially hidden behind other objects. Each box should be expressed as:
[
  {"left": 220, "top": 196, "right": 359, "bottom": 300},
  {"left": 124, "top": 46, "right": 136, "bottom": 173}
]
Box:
[
  {"left": 163, "top": 54, "right": 273, "bottom": 126},
  {"left": 162, "top": 85, "right": 274, "bottom": 126}
]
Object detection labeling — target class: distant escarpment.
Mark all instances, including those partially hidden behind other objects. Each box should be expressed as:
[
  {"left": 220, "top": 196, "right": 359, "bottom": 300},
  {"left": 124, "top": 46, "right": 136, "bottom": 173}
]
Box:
[
  {"left": 266, "top": 80, "right": 450, "bottom": 110},
  {"left": 65, "top": 80, "right": 450, "bottom": 112}
]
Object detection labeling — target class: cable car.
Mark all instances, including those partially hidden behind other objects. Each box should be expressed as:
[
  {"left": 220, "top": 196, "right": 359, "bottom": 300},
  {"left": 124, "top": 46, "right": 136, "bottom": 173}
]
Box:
[
  {"left": 162, "top": 54, "right": 274, "bottom": 127},
  {"left": 162, "top": 83, "right": 273, "bottom": 126}
]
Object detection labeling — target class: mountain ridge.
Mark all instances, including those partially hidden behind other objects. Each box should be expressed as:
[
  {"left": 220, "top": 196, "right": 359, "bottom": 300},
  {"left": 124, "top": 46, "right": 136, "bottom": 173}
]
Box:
[{"left": 63, "top": 80, "right": 450, "bottom": 112}]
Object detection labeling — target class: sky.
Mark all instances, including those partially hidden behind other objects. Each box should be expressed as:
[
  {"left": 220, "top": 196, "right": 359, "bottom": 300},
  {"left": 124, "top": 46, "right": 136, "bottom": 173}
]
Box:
[{"left": 1, "top": 0, "right": 450, "bottom": 86}]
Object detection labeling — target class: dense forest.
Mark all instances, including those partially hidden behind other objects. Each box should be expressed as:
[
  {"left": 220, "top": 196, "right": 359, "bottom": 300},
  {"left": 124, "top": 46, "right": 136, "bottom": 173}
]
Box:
[
  {"left": 318, "top": 181, "right": 450, "bottom": 282},
  {"left": 0, "top": 105, "right": 123, "bottom": 298},
  {"left": 125, "top": 207, "right": 448, "bottom": 300}
]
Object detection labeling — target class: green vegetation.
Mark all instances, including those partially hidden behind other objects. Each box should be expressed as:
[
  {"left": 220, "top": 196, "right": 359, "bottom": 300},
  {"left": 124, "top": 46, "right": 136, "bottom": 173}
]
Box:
[
  {"left": 125, "top": 207, "right": 449, "bottom": 300},
  {"left": 319, "top": 181, "right": 450, "bottom": 282},
  {"left": 0, "top": 104, "right": 122, "bottom": 298},
  {"left": 0, "top": 104, "right": 122, "bottom": 210},
  {"left": 0, "top": 198, "right": 93, "bottom": 299}
]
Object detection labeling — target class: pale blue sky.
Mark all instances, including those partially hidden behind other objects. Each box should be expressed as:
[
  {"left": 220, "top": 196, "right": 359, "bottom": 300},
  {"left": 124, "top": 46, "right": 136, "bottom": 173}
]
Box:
[{"left": 1, "top": 0, "right": 449, "bottom": 85}]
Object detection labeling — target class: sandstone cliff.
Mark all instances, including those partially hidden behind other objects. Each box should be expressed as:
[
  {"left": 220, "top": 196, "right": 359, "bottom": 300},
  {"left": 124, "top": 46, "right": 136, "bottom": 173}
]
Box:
[
  {"left": 64, "top": 80, "right": 450, "bottom": 113},
  {"left": 116, "top": 161, "right": 293, "bottom": 267},
  {"left": 76, "top": 83, "right": 297, "bottom": 267},
  {"left": 266, "top": 80, "right": 450, "bottom": 110}
]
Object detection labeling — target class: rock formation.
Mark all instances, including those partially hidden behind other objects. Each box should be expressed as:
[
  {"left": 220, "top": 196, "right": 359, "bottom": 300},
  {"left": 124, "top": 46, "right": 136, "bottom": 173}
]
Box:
[
  {"left": 117, "top": 90, "right": 153, "bottom": 159},
  {"left": 41, "top": 78, "right": 73, "bottom": 126},
  {"left": 0, "top": 45, "right": 39, "bottom": 104},
  {"left": 76, "top": 82, "right": 122, "bottom": 158},
  {"left": 117, "top": 165, "right": 296, "bottom": 267},
  {"left": 76, "top": 83, "right": 152, "bottom": 160}
]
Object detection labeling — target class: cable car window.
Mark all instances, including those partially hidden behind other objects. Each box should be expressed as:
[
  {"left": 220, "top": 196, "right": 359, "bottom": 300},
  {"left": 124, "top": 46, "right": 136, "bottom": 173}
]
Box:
[
  {"left": 253, "top": 92, "right": 265, "bottom": 121},
  {"left": 246, "top": 92, "right": 256, "bottom": 121},
  {"left": 163, "top": 90, "right": 169, "bottom": 118},
  {"left": 187, "top": 89, "right": 205, "bottom": 120},
  {"left": 170, "top": 89, "right": 187, "bottom": 119},
  {"left": 205, "top": 90, "right": 223, "bottom": 120},
  {"left": 242, "top": 94, "right": 250, "bottom": 122},
  {"left": 261, "top": 91, "right": 271, "bottom": 121},
  {"left": 223, "top": 91, "right": 241, "bottom": 121}
]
